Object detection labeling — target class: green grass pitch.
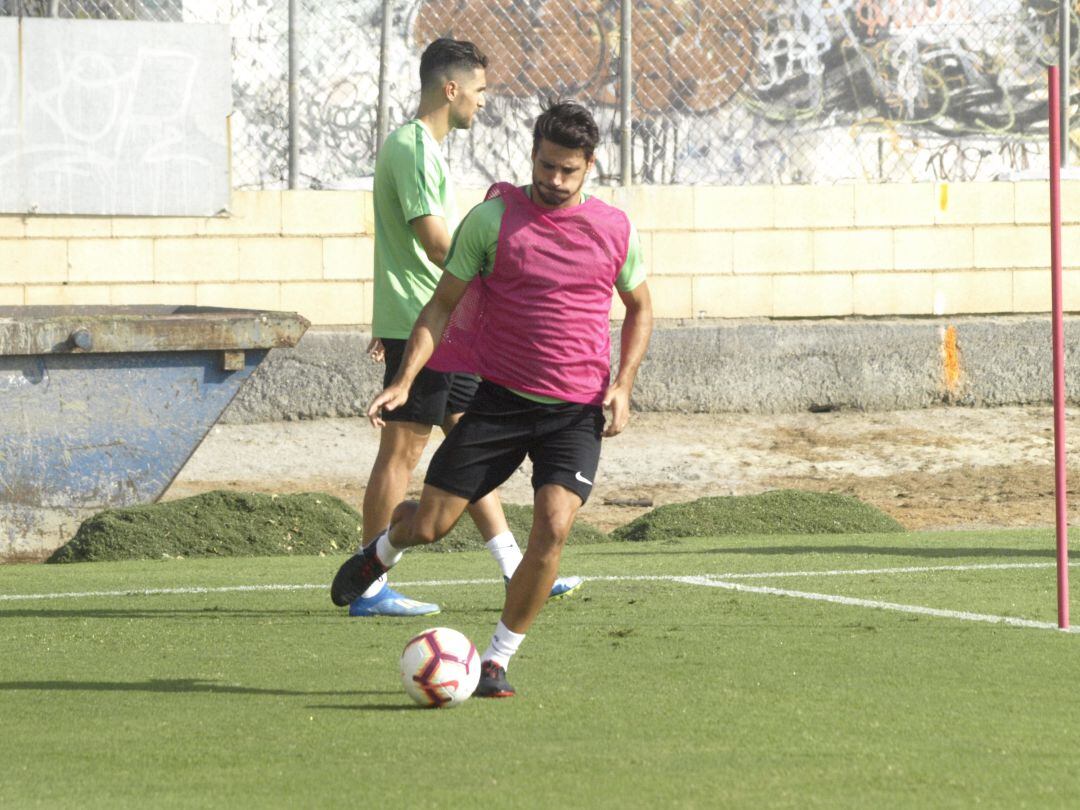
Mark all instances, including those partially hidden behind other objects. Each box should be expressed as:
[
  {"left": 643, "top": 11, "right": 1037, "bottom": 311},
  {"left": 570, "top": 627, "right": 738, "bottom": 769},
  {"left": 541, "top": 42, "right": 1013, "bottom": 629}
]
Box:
[{"left": 2, "top": 530, "right": 1078, "bottom": 808}]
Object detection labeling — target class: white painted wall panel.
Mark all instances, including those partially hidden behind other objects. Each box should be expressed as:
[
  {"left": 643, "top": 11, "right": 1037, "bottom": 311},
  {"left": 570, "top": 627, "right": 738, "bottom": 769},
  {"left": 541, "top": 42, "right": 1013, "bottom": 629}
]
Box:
[{"left": 0, "top": 18, "right": 230, "bottom": 216}]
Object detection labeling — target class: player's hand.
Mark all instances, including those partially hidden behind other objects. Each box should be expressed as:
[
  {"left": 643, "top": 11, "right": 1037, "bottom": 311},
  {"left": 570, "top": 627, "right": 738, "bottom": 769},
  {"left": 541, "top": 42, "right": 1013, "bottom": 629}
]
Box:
[
  {"left": 602, "top": 383, "right": 631, "bottom": 437},
  {"left": 368, "top": 384, "right": 409, "bottom": 428},
  {"left": 366, "top": 337, "right": 385, "bottom": 363}
]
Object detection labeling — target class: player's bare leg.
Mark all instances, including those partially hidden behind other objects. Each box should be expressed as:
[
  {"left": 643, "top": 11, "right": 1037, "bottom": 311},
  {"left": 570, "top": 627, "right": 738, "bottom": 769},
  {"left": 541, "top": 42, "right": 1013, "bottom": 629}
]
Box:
[
  {"left": 362, "top": 421, "right": 430, "bottom": 542},
  {"left": 502, "top": 484, "right": 581, "bottom": 631},
  {"left": 464, "top": 490, "right": 511, "bottom": 541},
  {"left": 345, "top": 421, "right": 439, "bottom": 616},
  {"left": 387, "top": 485, "right": 471, "bottom": 549},
  {"left": 331, "top": 484, "right": 468, "bottom": 607},
  {"left": 475, "top": 484, "right": 581, "bottom": 698}
]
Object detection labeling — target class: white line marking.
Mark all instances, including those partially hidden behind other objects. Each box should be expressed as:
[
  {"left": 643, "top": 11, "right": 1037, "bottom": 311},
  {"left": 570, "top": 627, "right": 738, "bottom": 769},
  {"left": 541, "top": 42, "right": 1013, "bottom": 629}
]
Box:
[
  {"left": 578, "top": 562, "right": 1076, "bottom": 585},
  {"left": 0, "top": 563, "right": 1074, "bottom": 634},
  {"left": 675, "top": 576, "right": 1077, "bottom": 633},
  {"left": 0, "top": 563, "right": 1069, "bottom": 601},
  {"left": 0, "top": 580, "right": 500, "bottom": 602},
  {"left": 603, "top": 561, "right": 1077, "bottom": 581}
]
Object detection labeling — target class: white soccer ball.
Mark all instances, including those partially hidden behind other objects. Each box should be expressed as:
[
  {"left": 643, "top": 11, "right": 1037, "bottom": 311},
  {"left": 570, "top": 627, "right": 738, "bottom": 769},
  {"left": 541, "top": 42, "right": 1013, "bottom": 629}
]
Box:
[{"left": 400, "top": 627, "right": 481, "bottom": 708}]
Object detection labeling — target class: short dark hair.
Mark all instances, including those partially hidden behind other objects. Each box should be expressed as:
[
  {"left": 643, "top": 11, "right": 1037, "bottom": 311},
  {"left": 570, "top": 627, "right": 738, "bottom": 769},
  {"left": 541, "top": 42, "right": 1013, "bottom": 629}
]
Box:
[
  {"left": 532, "top": 101, "right": 600, "bottom": 160},
  {"left": 419, "top": 38, "right": 488, "bottom": 91}
]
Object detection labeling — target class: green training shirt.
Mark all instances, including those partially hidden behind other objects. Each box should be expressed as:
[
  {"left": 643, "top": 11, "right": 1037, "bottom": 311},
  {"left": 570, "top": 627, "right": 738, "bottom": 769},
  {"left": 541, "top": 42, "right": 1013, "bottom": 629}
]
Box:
[
  {"left": 444, "top": 187, "right": 646, "bottom": 404},
  {"left": 372, "top": 120, "right": 458, "bottom": 339}
]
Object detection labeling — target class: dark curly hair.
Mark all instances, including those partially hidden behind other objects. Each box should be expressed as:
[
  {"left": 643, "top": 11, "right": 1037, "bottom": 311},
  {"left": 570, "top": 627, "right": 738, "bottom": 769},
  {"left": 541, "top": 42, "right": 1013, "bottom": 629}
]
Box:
[{"left": 532, "top": 101, "right": 600, "bottom": 160}]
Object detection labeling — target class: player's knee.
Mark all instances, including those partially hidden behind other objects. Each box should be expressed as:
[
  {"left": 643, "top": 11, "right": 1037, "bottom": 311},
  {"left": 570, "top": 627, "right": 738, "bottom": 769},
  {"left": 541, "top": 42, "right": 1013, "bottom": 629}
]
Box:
[
  {"left": 409, "top": 514, "right": 447, "bottom": 546},
  {"left": 384, "top": 445, "right": 423, "bottom": 471},
  {"left": 395, "top": 503, "right": 444, "bottom": 545},
  {"left": 390, "top": 499, "right": 419, "bottom": 528},
  {"left": 411, "top": 525, "right": 441, "bottom": 546},
  {"left": 532, "top": 506, "right": 575, "bottom": 546},
  {"left": 379, "top": 430, "right": 428, "bottom": 470},
  {"left": 527, "top": 522, "right": 572, "bottom": 562}
]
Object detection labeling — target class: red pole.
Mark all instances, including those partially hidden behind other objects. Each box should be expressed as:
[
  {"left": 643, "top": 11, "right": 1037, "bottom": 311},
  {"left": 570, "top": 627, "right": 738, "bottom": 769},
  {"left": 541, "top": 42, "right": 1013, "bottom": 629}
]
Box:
[{"left": 1049, "top": 65, "right": 1070, "bottom": 630}]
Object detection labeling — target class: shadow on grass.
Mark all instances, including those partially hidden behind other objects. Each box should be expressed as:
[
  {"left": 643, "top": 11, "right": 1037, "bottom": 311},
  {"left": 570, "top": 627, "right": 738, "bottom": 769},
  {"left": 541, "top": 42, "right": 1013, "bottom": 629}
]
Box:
[
  {"left": 0, "top": 678, "right": 397, "bottom": 698},
  {"left": 593, "top": 545, "right": 1069, "bottom": 560},
  {"left": 307, "top": 704, "right": 433, "bottom": 712},
  {"left": 0, "top": 607, "right": 342, "bottom": 620}
]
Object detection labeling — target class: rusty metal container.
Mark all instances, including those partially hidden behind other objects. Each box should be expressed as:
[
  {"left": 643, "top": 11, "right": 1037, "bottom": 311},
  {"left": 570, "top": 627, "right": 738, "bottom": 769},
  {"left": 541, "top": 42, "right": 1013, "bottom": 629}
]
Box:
[{"left": 0, "top": 306, "right": 309, "bottom": 561}]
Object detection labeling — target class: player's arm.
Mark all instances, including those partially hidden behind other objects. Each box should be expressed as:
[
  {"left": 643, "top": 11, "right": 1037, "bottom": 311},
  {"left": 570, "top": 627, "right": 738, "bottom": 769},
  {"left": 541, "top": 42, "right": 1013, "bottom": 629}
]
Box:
[
  {"left": 603, "top": 281, "right": 653, "bottom": 438},
  {"left": 410, "top": 215, "right": 452, "bottom": 268},
  {"left": 367, "top": 272, "right": 470, "bottom": 427},
  {"left": 393, "top": 131, "right": 452, "bottom": 266}
]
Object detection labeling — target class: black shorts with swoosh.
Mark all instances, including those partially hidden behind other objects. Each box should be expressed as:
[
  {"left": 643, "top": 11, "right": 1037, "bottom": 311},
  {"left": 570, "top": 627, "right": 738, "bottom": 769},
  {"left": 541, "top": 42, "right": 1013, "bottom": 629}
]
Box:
[
  {"left": 424, "top": 381, "right": 604, "bottom": 504},
  {"left": 380, "top": 338, "right": 480, "bottom": 426}
]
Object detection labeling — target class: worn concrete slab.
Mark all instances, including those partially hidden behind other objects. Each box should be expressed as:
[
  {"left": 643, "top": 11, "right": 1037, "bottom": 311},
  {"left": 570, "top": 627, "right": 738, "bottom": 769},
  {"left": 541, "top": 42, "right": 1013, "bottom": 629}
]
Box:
[{"left": 221, "top": 316, "right": 1080, "bottom": 423}]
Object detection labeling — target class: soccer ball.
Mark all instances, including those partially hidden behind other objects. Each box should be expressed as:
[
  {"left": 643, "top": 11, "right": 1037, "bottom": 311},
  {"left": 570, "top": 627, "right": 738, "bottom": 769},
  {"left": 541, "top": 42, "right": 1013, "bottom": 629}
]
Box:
[{"left": 400, "top": 627, "right": 480, "bottom": 708}]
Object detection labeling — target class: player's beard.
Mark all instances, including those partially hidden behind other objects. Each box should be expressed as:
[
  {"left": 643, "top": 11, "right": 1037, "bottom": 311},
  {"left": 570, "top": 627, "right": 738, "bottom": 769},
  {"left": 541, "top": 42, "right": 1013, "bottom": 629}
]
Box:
[
  {"left": 450, "top": 102, "right": 477, "bottom": 131},
  {"left": 532, "top": 181, "right": 577, "bottom": 207}
]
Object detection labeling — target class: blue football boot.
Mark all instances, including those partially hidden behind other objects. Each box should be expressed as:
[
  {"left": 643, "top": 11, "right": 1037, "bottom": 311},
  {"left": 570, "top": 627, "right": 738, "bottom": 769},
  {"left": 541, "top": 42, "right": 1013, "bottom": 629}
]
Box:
[
  {"left": 504, "top": 575, "right": 584, "bottom": 601},
  {"left": 548, "top": 575, "right": 584, "bottom": 600},
  {"left": 348, "top": 586, "right": 440, "bottom": 617}
]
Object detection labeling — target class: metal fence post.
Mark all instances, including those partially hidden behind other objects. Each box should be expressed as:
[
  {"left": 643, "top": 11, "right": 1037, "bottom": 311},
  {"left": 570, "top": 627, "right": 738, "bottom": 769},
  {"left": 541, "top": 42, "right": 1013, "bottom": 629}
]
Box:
[
  {"left": 376, "top": 0, "right": 392, "bottom": 150},
  {"left": 619, "top": 0, "right": 631, "bottom": 186},
  {"left": 1062, "top": 0, "right": 1071, "bottom": 167},
  {"left": 287, "top": 0, "right": 299, "bottom": 188},
  {"left": 49, "top": 0, "right": 59, "bottom": 16}
]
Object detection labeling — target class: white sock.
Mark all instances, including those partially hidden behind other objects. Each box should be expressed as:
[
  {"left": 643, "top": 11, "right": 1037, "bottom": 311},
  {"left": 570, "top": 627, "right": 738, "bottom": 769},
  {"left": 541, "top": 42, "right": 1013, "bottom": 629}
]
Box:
[
  {"left": 485, "top": 531, "right": 524, "bottom": 579},
  {"left": 374, "top": 527, "right": 404, "bottom": 568},
  {"left": 359, "top": 573, "right": 388, "bottom": 600},
  {"left": 482, "top": 620, "right": 526, "bottom": 670}
]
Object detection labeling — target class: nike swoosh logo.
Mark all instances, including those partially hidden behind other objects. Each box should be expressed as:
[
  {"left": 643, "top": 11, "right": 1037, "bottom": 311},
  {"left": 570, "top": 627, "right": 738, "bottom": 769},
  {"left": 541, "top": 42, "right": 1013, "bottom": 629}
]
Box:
[{"left": 575, "top": 471, "right": 593, "bottom": 485}]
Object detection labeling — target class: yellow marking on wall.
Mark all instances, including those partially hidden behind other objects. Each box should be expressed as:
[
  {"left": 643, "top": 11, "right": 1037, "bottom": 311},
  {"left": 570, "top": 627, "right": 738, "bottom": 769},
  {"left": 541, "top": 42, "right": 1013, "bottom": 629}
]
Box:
[
  {"left": 943, "top": 325, "right": 961, "bottom": 396},
  {"left": 938, "top": 183, "right": 949, "bottom": 212}
]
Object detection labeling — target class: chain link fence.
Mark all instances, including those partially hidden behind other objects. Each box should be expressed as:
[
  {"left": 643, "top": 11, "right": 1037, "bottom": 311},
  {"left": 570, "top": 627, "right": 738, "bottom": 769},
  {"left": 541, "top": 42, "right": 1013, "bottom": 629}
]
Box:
[
  {"left": 2, "top": 0, "right": 1076, "bottom": 187},
  {"left": 4, "top": 1, "right": 180, "bottom": 18}
]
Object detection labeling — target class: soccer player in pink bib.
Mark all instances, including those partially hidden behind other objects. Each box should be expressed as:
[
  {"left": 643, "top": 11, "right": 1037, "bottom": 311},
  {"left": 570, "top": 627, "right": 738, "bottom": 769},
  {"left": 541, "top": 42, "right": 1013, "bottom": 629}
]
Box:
[
  {"left": 331, "top": 101, "right": 653, "bottom": 697},
  {"left": 350, "top": 39, "right": 582, "bottom": 618}
]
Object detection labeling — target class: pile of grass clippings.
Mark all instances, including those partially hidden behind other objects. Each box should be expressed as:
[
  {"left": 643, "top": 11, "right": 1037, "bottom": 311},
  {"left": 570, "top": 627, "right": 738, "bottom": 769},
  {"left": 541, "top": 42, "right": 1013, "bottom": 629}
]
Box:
[
  {"left": 611, "top": 489, "right": 904, "bottom": 542},
  {"left": 48, "top": 492, "right": 609, "bottom": 563},
  {"left": 48, "top": 491, "right": 363, "bottom": 563}
]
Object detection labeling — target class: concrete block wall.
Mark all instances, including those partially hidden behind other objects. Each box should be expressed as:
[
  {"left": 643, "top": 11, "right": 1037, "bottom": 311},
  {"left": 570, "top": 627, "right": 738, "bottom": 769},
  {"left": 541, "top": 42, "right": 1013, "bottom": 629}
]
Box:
[
  {"left": 0, "top": 191, "right": 374, "bottom": 324},
  {"left": 598, "top": 181, "right": 1080, "bottom": 320},
  {"left": 0, "top": 181, "right": 1074, "bottom": 325}
]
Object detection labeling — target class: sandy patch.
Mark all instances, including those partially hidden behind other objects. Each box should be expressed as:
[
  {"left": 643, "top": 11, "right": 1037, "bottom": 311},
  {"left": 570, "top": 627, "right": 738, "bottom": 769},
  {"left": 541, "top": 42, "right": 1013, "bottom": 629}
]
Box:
[{"left": 167, "top": 406, "right": 1078, "bottom": 534}]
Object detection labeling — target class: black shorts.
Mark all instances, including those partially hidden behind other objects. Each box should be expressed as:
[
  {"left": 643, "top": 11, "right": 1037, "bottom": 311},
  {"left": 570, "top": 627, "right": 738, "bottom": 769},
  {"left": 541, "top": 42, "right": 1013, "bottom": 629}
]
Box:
[
  {"left": 425, "top": 381, "right": 605, "bottom": 504},
  {"left": 380, "top": 338, "right": 481, "bottom": 426}
]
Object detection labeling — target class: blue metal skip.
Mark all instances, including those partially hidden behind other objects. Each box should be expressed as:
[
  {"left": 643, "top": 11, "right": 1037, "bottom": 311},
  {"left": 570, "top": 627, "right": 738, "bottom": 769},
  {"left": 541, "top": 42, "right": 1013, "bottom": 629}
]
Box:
[{"left": 0, "top": 307, "right": 309, "bottom": 561}]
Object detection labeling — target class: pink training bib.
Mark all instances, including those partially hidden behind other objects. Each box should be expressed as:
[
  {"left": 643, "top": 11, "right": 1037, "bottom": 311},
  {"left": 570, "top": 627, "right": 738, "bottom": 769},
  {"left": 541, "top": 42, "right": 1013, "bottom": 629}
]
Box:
[{"left": 429, "top": 182, "right": 630, "bottom": 405}]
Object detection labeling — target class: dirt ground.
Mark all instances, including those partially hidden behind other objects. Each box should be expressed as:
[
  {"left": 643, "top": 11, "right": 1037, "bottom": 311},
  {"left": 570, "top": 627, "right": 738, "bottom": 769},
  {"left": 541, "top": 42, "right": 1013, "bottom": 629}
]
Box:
[{"left": 165, "top": 406, "right": 1080, "bottom": 534}]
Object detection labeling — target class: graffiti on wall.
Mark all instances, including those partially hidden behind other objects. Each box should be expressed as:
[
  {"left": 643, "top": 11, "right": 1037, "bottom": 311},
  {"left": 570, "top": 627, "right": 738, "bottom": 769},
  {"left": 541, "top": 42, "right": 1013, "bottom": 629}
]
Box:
[
  {"left": 401, "top": 0, "right": 1072, "bottom": 185},
  {"left": 59, "top": 0, "right": 1064, "bottom": 187}
]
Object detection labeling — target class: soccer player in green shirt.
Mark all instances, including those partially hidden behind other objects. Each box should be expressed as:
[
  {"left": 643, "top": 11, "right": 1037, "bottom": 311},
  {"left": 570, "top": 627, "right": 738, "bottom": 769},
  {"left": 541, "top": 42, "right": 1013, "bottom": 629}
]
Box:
[{"left": 346, "top": 39, "right": 582, "bottom": 617}]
